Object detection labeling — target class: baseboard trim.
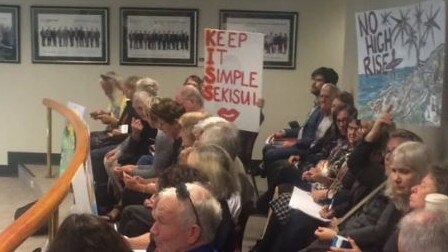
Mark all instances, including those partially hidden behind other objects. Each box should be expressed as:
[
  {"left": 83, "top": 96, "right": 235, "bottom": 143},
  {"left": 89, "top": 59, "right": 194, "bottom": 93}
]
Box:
[{"left": 0, "top": 152, "right": 60, "bottom": 177}]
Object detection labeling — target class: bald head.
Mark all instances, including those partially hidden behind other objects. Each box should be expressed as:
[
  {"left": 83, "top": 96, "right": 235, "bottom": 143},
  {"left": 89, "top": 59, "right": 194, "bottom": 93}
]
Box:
[{"left": 151, "top": 183, "right": 222, "bottom": 251}]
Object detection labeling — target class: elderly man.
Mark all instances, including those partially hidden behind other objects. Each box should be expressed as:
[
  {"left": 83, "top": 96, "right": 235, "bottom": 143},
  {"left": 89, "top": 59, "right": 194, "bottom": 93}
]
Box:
[
  {"left": 398, "top": 209, "right": 448, "bottom": 252},
  {"left": 150, "top": 183, "right": 222, "bottom": 252},
  {"left": 263, "top": 83, "right": 339, "bottom": 164}
]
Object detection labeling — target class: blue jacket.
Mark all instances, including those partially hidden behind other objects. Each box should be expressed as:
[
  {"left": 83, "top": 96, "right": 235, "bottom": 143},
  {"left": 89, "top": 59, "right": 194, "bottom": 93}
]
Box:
[{"left": 285, "top": 107, "right": 323, "bottom": 149}]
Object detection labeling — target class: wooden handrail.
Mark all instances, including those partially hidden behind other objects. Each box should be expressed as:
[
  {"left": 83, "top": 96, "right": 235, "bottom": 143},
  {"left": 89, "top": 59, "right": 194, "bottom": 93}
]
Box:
[{"left": 0, "top": 98, "right": 90, "bottom": 251}]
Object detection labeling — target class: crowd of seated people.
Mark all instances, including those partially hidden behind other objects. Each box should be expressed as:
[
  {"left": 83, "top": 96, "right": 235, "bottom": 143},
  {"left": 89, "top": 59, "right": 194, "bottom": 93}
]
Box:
[
  {"left": 44, "top": 68, "right": 448, "bottom": 252},
  {"left": 80, "top": 72, "right": 257, "bottom": 251}
]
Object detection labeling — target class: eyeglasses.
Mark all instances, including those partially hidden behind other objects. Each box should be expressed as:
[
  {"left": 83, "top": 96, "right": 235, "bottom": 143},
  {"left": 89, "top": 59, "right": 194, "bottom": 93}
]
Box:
[{"left": 176, "top": 183, "right": 201, "bottom": 229}]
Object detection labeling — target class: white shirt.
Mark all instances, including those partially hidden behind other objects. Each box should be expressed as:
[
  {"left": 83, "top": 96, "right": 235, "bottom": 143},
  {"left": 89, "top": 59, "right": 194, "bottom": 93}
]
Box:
[{"left": 315, "top": 115, "right": 332, "bottom": 139}]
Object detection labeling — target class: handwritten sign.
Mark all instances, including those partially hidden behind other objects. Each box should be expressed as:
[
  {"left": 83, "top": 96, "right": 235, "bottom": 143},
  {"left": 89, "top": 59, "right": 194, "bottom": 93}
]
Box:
[
  {"left": 203, "top": 28, "right": 263, "bottom": 132},
  {"left": 355, "top": 0, "right": 445, "bottom": 126}
]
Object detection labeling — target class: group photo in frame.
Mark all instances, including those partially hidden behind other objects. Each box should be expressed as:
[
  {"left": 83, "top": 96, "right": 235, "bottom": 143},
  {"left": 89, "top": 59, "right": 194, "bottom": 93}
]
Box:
[
  {"left": 120, "top": 8, "right": 198, "bottom": 66},
  {"left": 219, "top": 10, "right": 298, "bottom": 69},
  {"left": 0, "top": 5, "right": 20, "bottom": 63},
  {"left": 31, "top": 6, "right": 109, "bottom": 64}
]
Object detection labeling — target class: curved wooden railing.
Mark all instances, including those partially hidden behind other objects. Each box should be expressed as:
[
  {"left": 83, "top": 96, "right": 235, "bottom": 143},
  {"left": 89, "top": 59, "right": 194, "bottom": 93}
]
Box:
[{"left": 0, "top": 98, "right": 90, "bottom": 251}]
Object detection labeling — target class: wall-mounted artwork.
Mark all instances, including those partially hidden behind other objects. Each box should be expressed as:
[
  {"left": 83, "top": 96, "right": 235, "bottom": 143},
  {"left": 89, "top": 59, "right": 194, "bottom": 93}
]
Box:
[
  {"left": 220, "top": 10, "right": 298, "bottom": 69},
  {"left": 0, "top": 5, "right": 20, "bottom": 63},
  {"left": 31, "top": 6, "right": 109, "bottom": 64},
  {"left": 356, "top": 0, "right": 445, "bottom": 126},
  {"left": 120, "top": 8, "right": 198, "bottom": 66}
]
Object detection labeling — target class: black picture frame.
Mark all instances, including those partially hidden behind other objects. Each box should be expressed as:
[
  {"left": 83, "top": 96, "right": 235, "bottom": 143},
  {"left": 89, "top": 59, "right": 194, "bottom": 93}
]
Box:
[
  {"left": 31, "top": 6, "right": 109, "bottom": 64},
  {"left": 120, "top": 8, "right": 198, "bottom": 66},
  {"left": 0, "top": 5, "right": 20, "bottom": 63},
  {"left": 219, "top": 10, "right": 298, "bottom": 69}
]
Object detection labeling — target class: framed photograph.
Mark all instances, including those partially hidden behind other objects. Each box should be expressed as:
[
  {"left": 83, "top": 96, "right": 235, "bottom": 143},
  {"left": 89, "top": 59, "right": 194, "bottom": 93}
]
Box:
[
  {"left": 31, "top": 6, "right": 109, "bottom": 64},
  {"left": 120, "top": 8, "right": 198, "bottom": 66},
  {"left": 0, "top": 5, "right": 20, "bottom": 63},
  {"left": 220, "top": 10, "right": 298, "bottom": 69}
]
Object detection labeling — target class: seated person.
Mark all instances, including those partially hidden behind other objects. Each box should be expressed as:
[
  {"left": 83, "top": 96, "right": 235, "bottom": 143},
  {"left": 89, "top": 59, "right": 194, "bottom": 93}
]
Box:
[
  {"left": 105, "top": 92, "right": 159, "bottom": 196},
  {"left": 397, "top": 209, "right": 448, "bottom": 252},
  {"left": 265, "top": 67, "right": 339, "bottom": 141},
  {"left": 381, "top": 162, "right": 448, "bottom": 252},
  {"left": 122, "top": 111, "right": 209, "bottom": 196},
  {"left": 195, "top": 119, "right": 257, "bottom": 212},
  {"left": 257, "top": 105, "right": 358, "bottom": 213},
  {"left": 330, "top": 209, "right": 448, "bottom": 252},
  {"left": 262, "top": 83, "right": 339, "bottom": 165},
  {"left": 187, "top": 144, "right": 241, "bottom": 252},
  {"left": 46, "top": 213, "right": 132, "bottom": 252},
  {"left": 91, "top": 82, "right": 158, "bottom": 216},
  {"left": 111, "top": 97, "right": 185, "bottom": 182},
  {"left": 119, "top": 165, "right": 209, "bottom": 248},
  {"left": 254, "top": 123, "right": 425, "bottom": 252},
  {"left": 150, "top": 183, "right": 223, "bottom": 252},
  {"left": 266, "top": 115, "right": 363, "bottom": 224},
  {"left": 303, "top": 142, "right": 430, "bottom": 252},
  {"left": 90, "top": 71, "right": 126, "bottom": 130},
  {"left": 102, "top": 98, "right": 184, "bottom": 221},
  {"left": 90, "top": 75, "right": 142, "bottom": 150}
]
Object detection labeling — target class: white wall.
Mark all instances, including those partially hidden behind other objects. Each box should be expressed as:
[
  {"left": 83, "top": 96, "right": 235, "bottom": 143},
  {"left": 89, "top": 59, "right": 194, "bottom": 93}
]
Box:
[
  {"left": 342, "top": 0, "right": 447, "bottom": 161},
  {"left": 0, "top": 0, "right": 348, "bottom": 167}
]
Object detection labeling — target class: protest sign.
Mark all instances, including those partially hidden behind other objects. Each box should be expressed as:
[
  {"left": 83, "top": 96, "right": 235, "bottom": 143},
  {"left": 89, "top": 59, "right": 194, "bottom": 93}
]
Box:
[
  {"left": 203, "top": 28, "right": 263, "bottom": 132},
  {"left": 356, "top": 0, "right": 445, "bottom": 126}
]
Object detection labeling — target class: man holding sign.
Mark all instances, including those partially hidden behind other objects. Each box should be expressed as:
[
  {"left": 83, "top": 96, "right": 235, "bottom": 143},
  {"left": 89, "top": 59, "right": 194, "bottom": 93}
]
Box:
[{"left": 203, "top": 28, "right": 264, "bottom": 132}]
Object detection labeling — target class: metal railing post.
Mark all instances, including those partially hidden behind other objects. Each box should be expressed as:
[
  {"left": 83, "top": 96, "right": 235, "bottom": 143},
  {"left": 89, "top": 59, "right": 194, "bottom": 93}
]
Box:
[
  {"left": 46, "top": 107, "right": 53, "bottom": 178},
  {"left": 48, "top": 208, "right": 59, "bottom": 243}
]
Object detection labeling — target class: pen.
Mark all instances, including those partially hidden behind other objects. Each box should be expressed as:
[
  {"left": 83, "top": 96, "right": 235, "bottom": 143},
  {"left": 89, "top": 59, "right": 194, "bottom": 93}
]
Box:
[{"left": 328, "top": 199, "right": 335, "bottom": 210}]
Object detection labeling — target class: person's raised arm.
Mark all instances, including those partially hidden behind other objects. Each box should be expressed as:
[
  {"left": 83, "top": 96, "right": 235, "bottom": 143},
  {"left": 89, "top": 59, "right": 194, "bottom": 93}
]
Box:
[{"left": 364, "top": 107, "right": 393, "bottom": 143}]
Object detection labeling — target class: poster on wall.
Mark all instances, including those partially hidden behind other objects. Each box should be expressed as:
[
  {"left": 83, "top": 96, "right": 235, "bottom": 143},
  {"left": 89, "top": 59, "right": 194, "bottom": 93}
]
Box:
[
  {"left": 220, "top": 10, "right": 298, "bottom": 69},
  {"left": 120, "top": 8, "right": 198, "bottom": 66},
  {"left": 203, "top": 28, "right": 263, "bottom": 132},
  {"left": 31, "top": 6, "right": 109, "bottom": 64},
  {"left": 0, "top": 5, "right": 19, "bottom": 63},
  {"left": 356, "top": 0, "right": 445, "bottom": 126}
]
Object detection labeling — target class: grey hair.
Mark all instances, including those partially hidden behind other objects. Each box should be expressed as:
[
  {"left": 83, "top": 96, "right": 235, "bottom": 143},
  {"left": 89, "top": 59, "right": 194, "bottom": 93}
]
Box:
[
  {"left": 398, "top": 209, "right": 448, "bottom": 252},
  {"left": 189, "top": 144, "right": 240, "bottom": 200},
  {"left": 321, "top": 83, "right": 339, "bottom": 99},
  {"left": 390, "top": 141, "right": 430, "bottom": 178},
  {"left": 179, "top": 85, "right": 204, "bottom": 107},
  {"left": 199, "top": 121, "right": 240, "bottom": 160},
  {"left": 136, "top": 77, "right": 159, "bottom": 97},
  {"left": 133, "top": 91, "right": 158, "bottom": 112},
  {"left": 193, "top": 116, "right": 227, "bottom": 137},
  {"left": 157, "top": 183, "right": 222, "bottom": 245},
  {"left": 123, "top": 75, "right": 142, "bottom": 89},
  {"left": 385, "top": 141, "right": 431, "bottom": 211}
]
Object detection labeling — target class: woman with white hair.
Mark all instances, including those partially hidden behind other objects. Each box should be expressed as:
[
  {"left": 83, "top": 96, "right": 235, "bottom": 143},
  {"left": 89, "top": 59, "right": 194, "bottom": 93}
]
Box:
[
  {"left": 379, "top": 162, "right": 448, "bottom": 252},
  {"left": 331, "top": 162, "right": 448, "bottom": 252},
  {"left": 301, "top": 141, "right": 431, "bottom": 252},
  {"left": 187, "top": 144, "right": 240, "bottom": 252}
]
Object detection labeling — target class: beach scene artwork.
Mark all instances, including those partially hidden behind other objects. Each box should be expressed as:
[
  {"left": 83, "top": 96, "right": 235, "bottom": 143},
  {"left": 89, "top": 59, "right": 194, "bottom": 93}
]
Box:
[{"left": 356, "top": 0, "right": 445, "bottom": 126}]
